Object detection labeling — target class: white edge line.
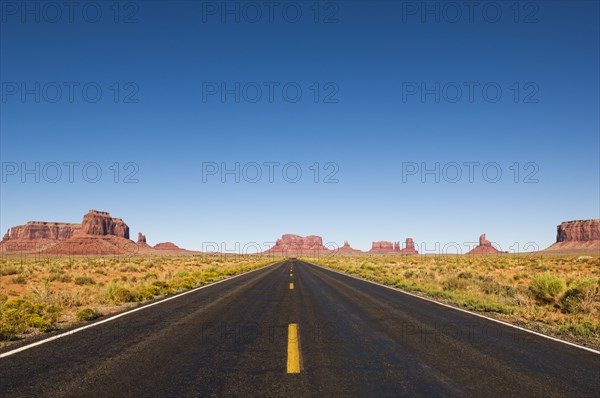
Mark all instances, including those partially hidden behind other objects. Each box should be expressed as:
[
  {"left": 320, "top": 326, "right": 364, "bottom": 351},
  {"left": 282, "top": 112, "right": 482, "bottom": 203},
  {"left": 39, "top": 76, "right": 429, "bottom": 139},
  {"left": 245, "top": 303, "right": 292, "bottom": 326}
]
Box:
[
  {"left": 306, "top": 260, "right": 600, "bottom": 355},
  {"left": 0, "top": 261, "right": 282, "bottom": 359}
]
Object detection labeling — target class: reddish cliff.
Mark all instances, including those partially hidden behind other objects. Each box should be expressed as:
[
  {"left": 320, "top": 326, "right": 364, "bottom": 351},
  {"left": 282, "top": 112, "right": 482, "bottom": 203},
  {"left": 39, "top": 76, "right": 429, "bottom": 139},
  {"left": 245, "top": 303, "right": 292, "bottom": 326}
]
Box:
[
  {"left": 0, "top": 221, "right": 81, "bottom": 252},
  {"left": 2, "top": 222, "right": 80, "bottom": 241},
  {"left": 77, "top": 210, "right": 129, "bottom": 239},
  {"left": 43, "top": 211, "right": 134, "bottom": 255},
  {"left": 263, "top": 234, "right": 330, "bottom": 256},
  {"left": 0, "top": 210, "right": 194, "bottom": 256},
  {"left": 556, "top": 220, "right": 600, "bottom": 242},
  {"left": 369, "top": 241, "right": 396, "bottom": 254},
  {"left": 369, "top": 238, "right": 418, "bottom": 255},
  {"left": 545, "top": 219, "right": 600, "bottom": 253},
  {"left": 399, "top": 238, "right": 418, "bottom": 255}
]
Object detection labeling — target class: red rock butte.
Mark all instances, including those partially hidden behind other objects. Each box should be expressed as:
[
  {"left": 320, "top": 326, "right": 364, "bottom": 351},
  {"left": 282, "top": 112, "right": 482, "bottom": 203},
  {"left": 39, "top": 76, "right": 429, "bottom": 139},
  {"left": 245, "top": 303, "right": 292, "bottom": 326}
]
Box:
[
  {"left": 465, "top": 234, "right": 506, "bottom": 255},
  {"left": 262, "top": 234, "right": 330, "bottom": 256},
  {"left": 0, "top": 210, "right": 191, "bottom": 256},
  {"left": 544, "top": 219, "right": 600, "bottom": 253},
  {"left": 369, "top": 238, "right": 418, "bottom": 255}
]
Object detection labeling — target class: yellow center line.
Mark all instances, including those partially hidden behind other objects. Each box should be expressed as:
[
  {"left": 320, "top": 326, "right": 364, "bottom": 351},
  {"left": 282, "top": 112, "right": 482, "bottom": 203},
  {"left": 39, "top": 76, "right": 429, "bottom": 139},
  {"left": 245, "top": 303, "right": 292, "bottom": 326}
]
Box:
[
  {"left": 287, "top": 323, "right": 301, "bottom": 374},
  {"left": 289, "top": 283, "right": 294, "bottom": 289}
]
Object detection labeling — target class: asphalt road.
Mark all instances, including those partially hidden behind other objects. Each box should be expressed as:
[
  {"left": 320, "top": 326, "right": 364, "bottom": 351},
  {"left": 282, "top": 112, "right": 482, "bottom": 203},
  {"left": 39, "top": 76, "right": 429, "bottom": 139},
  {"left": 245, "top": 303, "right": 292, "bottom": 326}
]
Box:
[{"left": 1, "top": 259, "right": 599, "bottom": 397}]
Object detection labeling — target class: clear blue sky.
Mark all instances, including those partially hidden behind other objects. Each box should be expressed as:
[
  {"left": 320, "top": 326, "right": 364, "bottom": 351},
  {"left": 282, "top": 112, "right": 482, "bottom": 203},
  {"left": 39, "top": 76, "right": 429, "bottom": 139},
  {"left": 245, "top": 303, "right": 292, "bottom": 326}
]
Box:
[{"left": 1, "top": 1, "right": 598, "bottom": 253}]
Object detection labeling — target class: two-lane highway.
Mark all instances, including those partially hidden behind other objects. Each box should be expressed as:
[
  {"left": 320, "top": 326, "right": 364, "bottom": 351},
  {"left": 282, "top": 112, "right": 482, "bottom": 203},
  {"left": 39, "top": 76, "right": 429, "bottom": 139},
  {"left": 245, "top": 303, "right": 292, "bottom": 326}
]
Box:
[{"left": 1, "top": 259, "right": 599, "bottom": 397}]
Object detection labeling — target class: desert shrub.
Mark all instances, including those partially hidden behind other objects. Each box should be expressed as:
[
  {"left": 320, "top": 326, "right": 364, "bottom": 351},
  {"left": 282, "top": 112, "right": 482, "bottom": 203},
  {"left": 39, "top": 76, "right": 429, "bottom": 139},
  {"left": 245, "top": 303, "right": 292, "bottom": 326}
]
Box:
[
  {"left": 119, "top": 266, "right": 139, "bottom": 273},
  {"left": 558, "top": 320, "right": 600, "bottom": 338},
  {"left": 175, "top": 270, "right": 190, "bottom": 278},
  {"left": 0, "top": 299, "right": 59, "bottom": 339},
  {"left": 529, "top": 274, "right": 566, "bottom": 303},
  {"left": 442, "top": 277, "right": 469, "bottom": 291},
  {"left": 561, "top": 279, "right": 599, "bottom": 314},
  {"left": 143, "top": 273, "right": 158, "bottom": 281},
  {"left": 74, "top": 276, "right": 95, "bottom": 286},
  {"left": 0, "top": 266, "right": 20, "bottom": 276},
  {"left": 360, "top": 262, "right": 376, "bottom": 271},
  {"left": 458, "top": 271, "right": 474, "bottom": 279},
  {"left": 460, "top": 297, "right": 516, "bottom": 314},
  {"left": 76, "top": 308, "right": 102, "bottom": 321},
  {"left": 104, "top": 282, "right": 137, "bottom": 304},
  {"left": 11, "top": 275, "right": 27, "bottom": 284},
  {"left": 48, "top": 273, "right": 73, "bottom": 283},
  {"left": 176, "top": 276, "right": 197, "bottom": 290},
  {"left": 138, "top": 284, "right": 164, "bottom": 300}
]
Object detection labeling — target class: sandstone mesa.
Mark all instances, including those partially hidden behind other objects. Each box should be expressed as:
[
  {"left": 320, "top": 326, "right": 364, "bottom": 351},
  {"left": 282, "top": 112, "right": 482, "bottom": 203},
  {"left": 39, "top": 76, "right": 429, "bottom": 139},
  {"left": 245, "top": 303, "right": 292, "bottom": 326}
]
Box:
[
  {"left": 544, "top": 220, "right": 600, "bottom": 253},
  {"left": 1, "top": 211, "right": 598, "bottom": 256}
]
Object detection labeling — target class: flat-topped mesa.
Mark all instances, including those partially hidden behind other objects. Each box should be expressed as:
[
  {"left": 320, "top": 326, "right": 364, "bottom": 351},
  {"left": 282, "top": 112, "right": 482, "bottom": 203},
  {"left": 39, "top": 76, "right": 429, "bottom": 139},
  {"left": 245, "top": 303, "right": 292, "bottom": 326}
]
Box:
[
  {"left": 77, "top": 210, "right": 129, "bottom": 239},
  {"left": 370, "top": 241, "right": 395, "bottom": 253},
  {"left": 0, "top": 210, "right": 178, "bottom": 255},
  {"left": 87, "top": 210, "right": 111, "bottom": 216},
  {"left": 278, "top": 234, "right": 324, "bottom": 248},
  {"left": 544, "top": 219, "right": 600, "bottom": 253},
  {"left": 263, "top": 234, "right": 330, "bottom": 255},
  {"left": 2, "top": 230, "right": 9, "bottom": 242},
  {"left": 369, "top": 239, "right": 417, "bottom": 254},
  {"left": 557, "top": 220, "right": 600, "bottom": 242},
  {"left": 4, "top": 222, "right": 81, "bottom": 241}
]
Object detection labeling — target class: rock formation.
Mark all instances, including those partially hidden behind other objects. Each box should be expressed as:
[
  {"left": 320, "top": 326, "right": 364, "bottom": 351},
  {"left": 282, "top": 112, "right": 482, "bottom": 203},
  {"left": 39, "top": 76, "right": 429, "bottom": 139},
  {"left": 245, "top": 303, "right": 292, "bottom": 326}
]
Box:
[
  {"left": 77, "top": 210, "right": 129, "bottom": 239},
  {"left": 136, "top": 232, "right": 153, "bottom": 250},
  {"left": 0, "top": 221, "right": 82, "bottom": 252},
  {"left": 556, "top": 220, "right": 600, "bottom": 242},
  {"left": 0, "top": 210, "right": 196, "bottom": 256},
  {"left": 263, "top": 234, "right": 330, "bottom": 256},
  {"left": 465, "top": 233, "right": 504, "bottom": 255},
  {"left": 336, "top": 241, "right": 363, "bottom": 254},
  {"left": 2, "top": 222, "right": 80, "bottom": 241},
  {"left": 369, "top": 238, "right": 418, "bottom": 255},
  {"left": 399, "top": 238, "right": 418, "bottom": 255},
  {"left": 479, "top": 234, "right": 491, "bottom": 247},
  {"left": 42, "top": 211, "right": 134, "bottom": 255},
  {"left": 152, "top": 242, "right": 191, "bottom": 253},
  {"left": 154, "top": 242, "right": 181, "bottom": 250},
  {"left": 370, "top": 241, "right": 396, "bottom": 253},
  {"left": 544, "top": 219, "right": 600, "bottom": 253}
]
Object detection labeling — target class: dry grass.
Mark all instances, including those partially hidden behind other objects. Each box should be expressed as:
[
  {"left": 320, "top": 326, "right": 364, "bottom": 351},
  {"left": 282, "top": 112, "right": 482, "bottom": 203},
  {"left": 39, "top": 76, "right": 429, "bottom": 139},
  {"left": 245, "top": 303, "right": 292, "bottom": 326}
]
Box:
[
  {"left": 0, "top": 255, "right": 281, "bottom": 344},
  {"left": 305, "top": 254, "right": 600, "bottom": 348}
]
